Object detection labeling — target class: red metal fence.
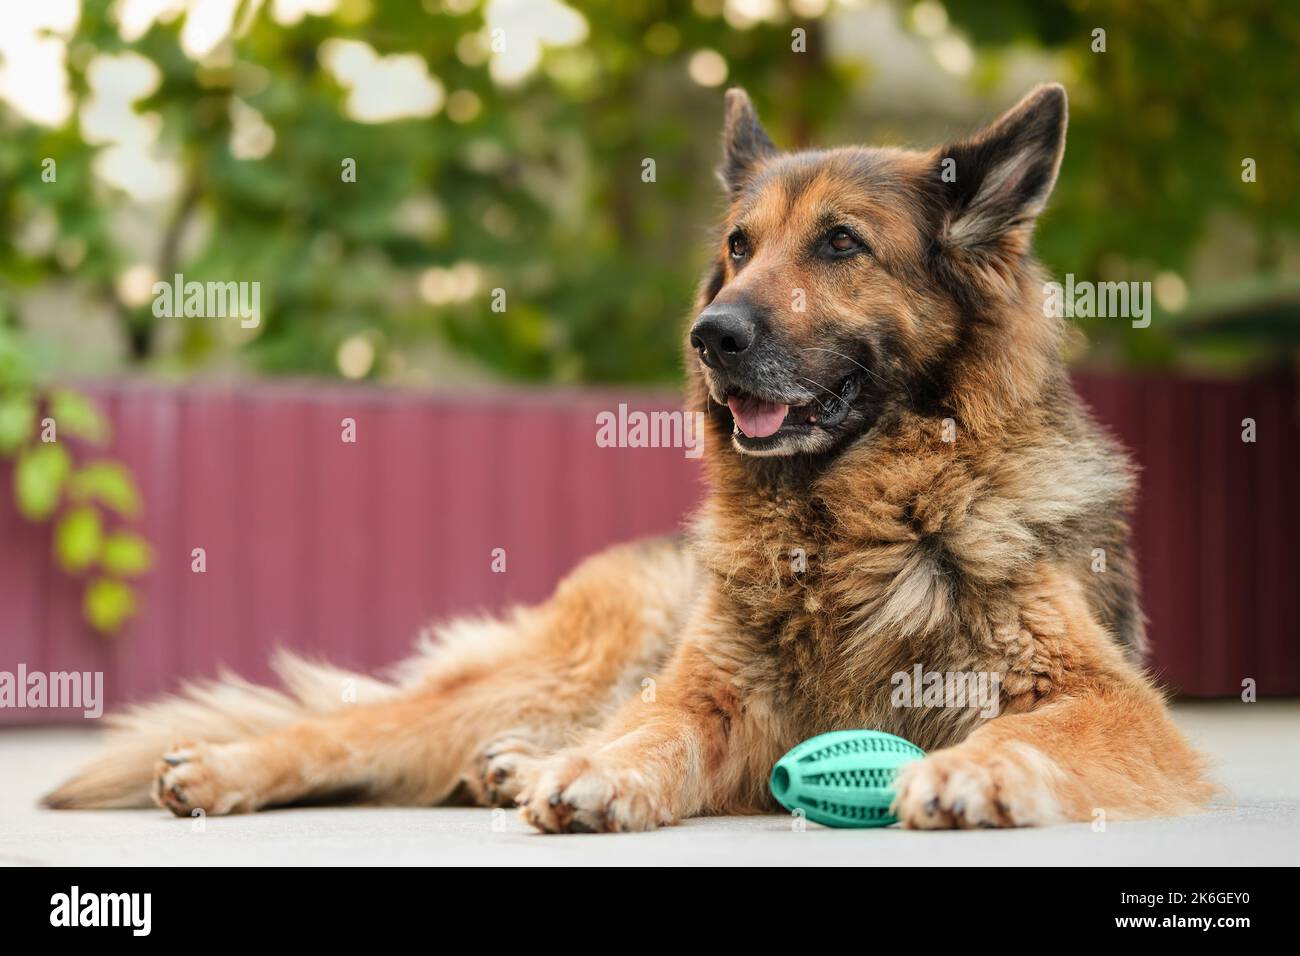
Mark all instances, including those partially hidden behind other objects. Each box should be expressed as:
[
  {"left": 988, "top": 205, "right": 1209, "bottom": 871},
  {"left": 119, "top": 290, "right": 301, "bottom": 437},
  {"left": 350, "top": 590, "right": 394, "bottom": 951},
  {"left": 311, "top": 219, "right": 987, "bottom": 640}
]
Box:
[{"left": 1, "top": 374, "right": 1296, "bottom": 722}]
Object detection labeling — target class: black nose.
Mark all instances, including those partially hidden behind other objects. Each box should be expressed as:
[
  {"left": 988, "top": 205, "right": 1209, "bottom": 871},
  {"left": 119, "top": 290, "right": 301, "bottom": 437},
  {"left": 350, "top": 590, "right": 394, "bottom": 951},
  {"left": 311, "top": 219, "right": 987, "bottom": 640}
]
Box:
[{"left": 690, "top": 306, "right": 757, "bottom": 369}]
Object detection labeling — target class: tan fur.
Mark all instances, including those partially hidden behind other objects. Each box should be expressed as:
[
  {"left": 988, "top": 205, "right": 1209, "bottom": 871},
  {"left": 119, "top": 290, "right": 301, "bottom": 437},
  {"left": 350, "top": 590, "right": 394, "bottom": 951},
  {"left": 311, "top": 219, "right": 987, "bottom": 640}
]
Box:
[
  {"left": 46, "top": 538, "right": 695, "bottom": 813},
  {"left": 41, "top": 652, "right": 398, "bottom": 808},
  {"left": 45, "top": 87, "right": 1214, "bottom": 833}
]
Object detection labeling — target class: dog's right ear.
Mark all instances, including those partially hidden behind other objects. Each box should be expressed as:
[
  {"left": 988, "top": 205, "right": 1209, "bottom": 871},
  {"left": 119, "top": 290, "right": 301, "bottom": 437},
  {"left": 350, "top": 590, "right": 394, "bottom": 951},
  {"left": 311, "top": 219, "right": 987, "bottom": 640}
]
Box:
[{"left": 719, "top": 88, "right": 776, "bottom": 197}]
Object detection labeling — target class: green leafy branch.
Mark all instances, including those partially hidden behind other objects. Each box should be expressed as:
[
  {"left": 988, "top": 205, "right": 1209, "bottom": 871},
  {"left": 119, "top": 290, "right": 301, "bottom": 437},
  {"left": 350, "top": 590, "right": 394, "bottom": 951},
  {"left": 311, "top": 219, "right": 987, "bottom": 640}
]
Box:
[{"left": 0, "top": 327, "right": 153, "bottom": 634}]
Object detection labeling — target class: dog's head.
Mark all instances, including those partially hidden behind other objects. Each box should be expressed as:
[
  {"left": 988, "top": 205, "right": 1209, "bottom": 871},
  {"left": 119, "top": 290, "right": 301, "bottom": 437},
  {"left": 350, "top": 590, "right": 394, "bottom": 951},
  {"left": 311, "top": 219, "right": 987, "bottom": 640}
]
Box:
[{"left": 688, "top": 85, "right": 1068, "bottom": 458}]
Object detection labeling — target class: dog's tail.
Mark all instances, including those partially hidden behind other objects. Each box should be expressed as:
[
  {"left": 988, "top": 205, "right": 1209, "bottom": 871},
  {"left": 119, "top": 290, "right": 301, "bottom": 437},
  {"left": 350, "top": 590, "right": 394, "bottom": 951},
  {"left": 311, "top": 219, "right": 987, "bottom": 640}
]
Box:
[{"left": 41, "top": 650, "right": 398, "bottom": 809}]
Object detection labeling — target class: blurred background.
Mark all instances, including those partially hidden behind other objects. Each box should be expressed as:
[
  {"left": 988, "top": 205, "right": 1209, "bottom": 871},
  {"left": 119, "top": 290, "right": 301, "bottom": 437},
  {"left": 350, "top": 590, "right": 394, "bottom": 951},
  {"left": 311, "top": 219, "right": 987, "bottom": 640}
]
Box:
[{"left": 1, "top": 0, "right": 1297, "bottom": 718}]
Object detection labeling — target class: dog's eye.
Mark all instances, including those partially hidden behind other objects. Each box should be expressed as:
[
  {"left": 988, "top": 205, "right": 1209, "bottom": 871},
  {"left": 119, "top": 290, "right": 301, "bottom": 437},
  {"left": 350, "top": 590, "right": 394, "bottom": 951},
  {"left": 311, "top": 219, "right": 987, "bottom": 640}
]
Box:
[
  {"left": 827, "top": 228, "right": 864, "bottom": 255},
  {"left": 728, "top": 233, "right": 749, "bottom": 259}
]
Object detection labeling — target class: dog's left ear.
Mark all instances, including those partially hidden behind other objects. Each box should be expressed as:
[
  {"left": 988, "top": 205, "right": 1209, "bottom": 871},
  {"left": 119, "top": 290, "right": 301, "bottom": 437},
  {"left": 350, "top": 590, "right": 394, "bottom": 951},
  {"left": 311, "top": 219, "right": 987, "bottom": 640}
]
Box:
[
  {"left": 719, "top": 88, "right": 777, "bottom": 196},
  {"left": 933, "top": 84, "right": 1067, "bottom": 255}
]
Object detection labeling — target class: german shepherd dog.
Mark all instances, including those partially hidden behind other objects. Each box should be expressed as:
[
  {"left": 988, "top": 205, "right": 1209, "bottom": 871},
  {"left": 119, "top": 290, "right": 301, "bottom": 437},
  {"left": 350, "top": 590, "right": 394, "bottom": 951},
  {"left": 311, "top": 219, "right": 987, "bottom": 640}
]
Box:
[{"left": 46, "top": 85, "right": 1214, "bottom": 831}]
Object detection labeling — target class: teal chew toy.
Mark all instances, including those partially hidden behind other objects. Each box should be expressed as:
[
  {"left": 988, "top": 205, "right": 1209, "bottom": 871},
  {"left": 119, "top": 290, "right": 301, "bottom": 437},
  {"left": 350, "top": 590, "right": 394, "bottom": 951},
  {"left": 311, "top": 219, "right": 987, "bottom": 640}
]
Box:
[{"left": 770, "top": 730, "right": 926, "bottom": 828}]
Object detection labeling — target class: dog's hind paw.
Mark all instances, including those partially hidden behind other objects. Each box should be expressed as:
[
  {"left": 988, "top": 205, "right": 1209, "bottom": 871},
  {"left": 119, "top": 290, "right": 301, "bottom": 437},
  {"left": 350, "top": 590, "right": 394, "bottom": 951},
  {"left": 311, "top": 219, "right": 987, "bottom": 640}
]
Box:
[{"left": 153, "top": 742, "right": 261, "bottom": 817}]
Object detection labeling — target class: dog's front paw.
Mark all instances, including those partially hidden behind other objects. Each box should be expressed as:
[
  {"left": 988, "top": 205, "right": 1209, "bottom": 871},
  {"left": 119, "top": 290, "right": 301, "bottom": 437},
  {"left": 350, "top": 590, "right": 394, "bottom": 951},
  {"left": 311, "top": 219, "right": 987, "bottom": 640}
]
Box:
[
  {"left": 153, "top": 742, "right": 261, "bottom": 817},
  {"left": 518, "top": 753, "right": 673, "bottom": 834},
  {"left": 892, "top": 744, "right": 1064, "bottom": 829}
]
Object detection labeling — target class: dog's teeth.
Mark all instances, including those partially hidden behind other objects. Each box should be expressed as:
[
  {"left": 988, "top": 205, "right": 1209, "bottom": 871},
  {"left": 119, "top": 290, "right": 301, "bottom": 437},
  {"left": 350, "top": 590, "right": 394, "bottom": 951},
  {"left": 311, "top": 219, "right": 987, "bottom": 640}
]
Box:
[{"left": 733, "top": 423, "right": 741, "bottom": 436}]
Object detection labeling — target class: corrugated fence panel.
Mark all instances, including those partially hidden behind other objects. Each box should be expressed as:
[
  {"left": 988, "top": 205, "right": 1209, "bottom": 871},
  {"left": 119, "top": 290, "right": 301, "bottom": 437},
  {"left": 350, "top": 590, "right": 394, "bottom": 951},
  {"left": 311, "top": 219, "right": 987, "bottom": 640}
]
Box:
[
  {"left": 310, "top": 394, "right": 379, "bottom": 671},
  {"left": 176, "top": 391, "right": 243, "bottom": 683},
  {"left": 0, "top": 376, "right": 1295, "bottom": 725},
  {"left": 241, "top": 390, "right": 312, "bottom": 683},
  {"left": 372, "top": 397, "right": 441, "bottom": 665},
  {"left": 0, "top": 471, "right": 51, "bottom": 723},
  {"left": 110, "top": 385, "right": 181, "bottom": 703},
  {"left": 1251, "top": 380, "right": 1287, "bottom": 684},
  {"left": 1256, "top": 379, "right": 1300, "bottom": 693}
]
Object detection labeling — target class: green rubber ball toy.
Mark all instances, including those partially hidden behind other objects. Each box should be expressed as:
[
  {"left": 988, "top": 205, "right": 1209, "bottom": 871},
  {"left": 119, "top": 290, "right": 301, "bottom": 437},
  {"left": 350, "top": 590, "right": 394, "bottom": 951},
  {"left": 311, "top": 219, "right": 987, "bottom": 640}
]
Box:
[{"left": 770, "top": 730, "right": 926, "bottom": 828}]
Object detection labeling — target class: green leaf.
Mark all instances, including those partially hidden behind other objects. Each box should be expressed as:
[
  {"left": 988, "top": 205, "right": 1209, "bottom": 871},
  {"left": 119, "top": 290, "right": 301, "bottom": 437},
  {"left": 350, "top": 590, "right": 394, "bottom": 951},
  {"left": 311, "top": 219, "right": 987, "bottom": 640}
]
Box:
[
  {"left": 68, "top": 461, "right": 142, "bottom": 518},
  {"left": 49, "top": 389, "right": 108, "bottom": 445},
  {"left": 14, "top": 444, "right": 71, "bottom": 521},
  {"left": 101, "top": 531, "right": 154, "bottom": 576},
  {"left": 0, "top": 392, "right": 36, "bottom": 455},
  {"left": 55, "top": 506, "right": 103, "bottom": 573},
  {"left": 84, "top": 577, "right": 137, "bottom": 635},
  {"left": 0, "top": 327, "right": 39, "bottom": 390}
]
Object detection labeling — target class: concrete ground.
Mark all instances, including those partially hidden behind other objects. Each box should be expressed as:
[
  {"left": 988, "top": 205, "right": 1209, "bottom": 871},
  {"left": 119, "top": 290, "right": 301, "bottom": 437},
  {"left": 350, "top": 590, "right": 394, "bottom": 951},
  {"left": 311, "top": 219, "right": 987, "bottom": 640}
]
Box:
[{"left": 2, "top": 700, "right": 1297, "bottom": 866}]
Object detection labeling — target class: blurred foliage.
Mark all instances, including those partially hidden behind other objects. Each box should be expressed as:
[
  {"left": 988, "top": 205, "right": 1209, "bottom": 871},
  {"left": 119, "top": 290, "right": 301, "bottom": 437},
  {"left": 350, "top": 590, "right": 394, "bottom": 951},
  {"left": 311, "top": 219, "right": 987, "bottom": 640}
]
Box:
[
  {"left": 0, "top": 0, "right": 1296, "bottom": 384},
  {"left": 1, "top": 0, "right": 852, "bottom": 385},
  {"left": 944, "top": 0, "right": 1300, "bottom": 369},
  {"left": 0, "top": 326, "right": 152, "bottom": 634}
]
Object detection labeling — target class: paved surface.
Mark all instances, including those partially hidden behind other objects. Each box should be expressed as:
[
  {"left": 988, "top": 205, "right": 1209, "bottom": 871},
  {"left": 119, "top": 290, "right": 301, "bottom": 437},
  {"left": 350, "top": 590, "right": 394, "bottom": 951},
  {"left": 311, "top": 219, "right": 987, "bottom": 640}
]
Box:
[{"left": 2, "top": 701, "right": 1297, "bottom": 866}]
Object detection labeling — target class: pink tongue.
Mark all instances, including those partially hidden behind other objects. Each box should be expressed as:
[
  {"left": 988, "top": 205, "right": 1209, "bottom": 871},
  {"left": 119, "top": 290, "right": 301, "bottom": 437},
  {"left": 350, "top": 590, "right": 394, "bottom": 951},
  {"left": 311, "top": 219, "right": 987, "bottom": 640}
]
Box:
[{"left": 727, "top": 396, "right": 789, "bottom": 439}]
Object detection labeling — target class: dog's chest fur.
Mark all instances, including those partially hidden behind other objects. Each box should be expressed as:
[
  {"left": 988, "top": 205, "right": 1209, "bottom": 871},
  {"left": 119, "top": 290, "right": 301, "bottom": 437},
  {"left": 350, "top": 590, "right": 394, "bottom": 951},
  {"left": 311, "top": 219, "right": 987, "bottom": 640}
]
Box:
[{"left": 691, "top": 410, "right": 1133, "bottom": 751}]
